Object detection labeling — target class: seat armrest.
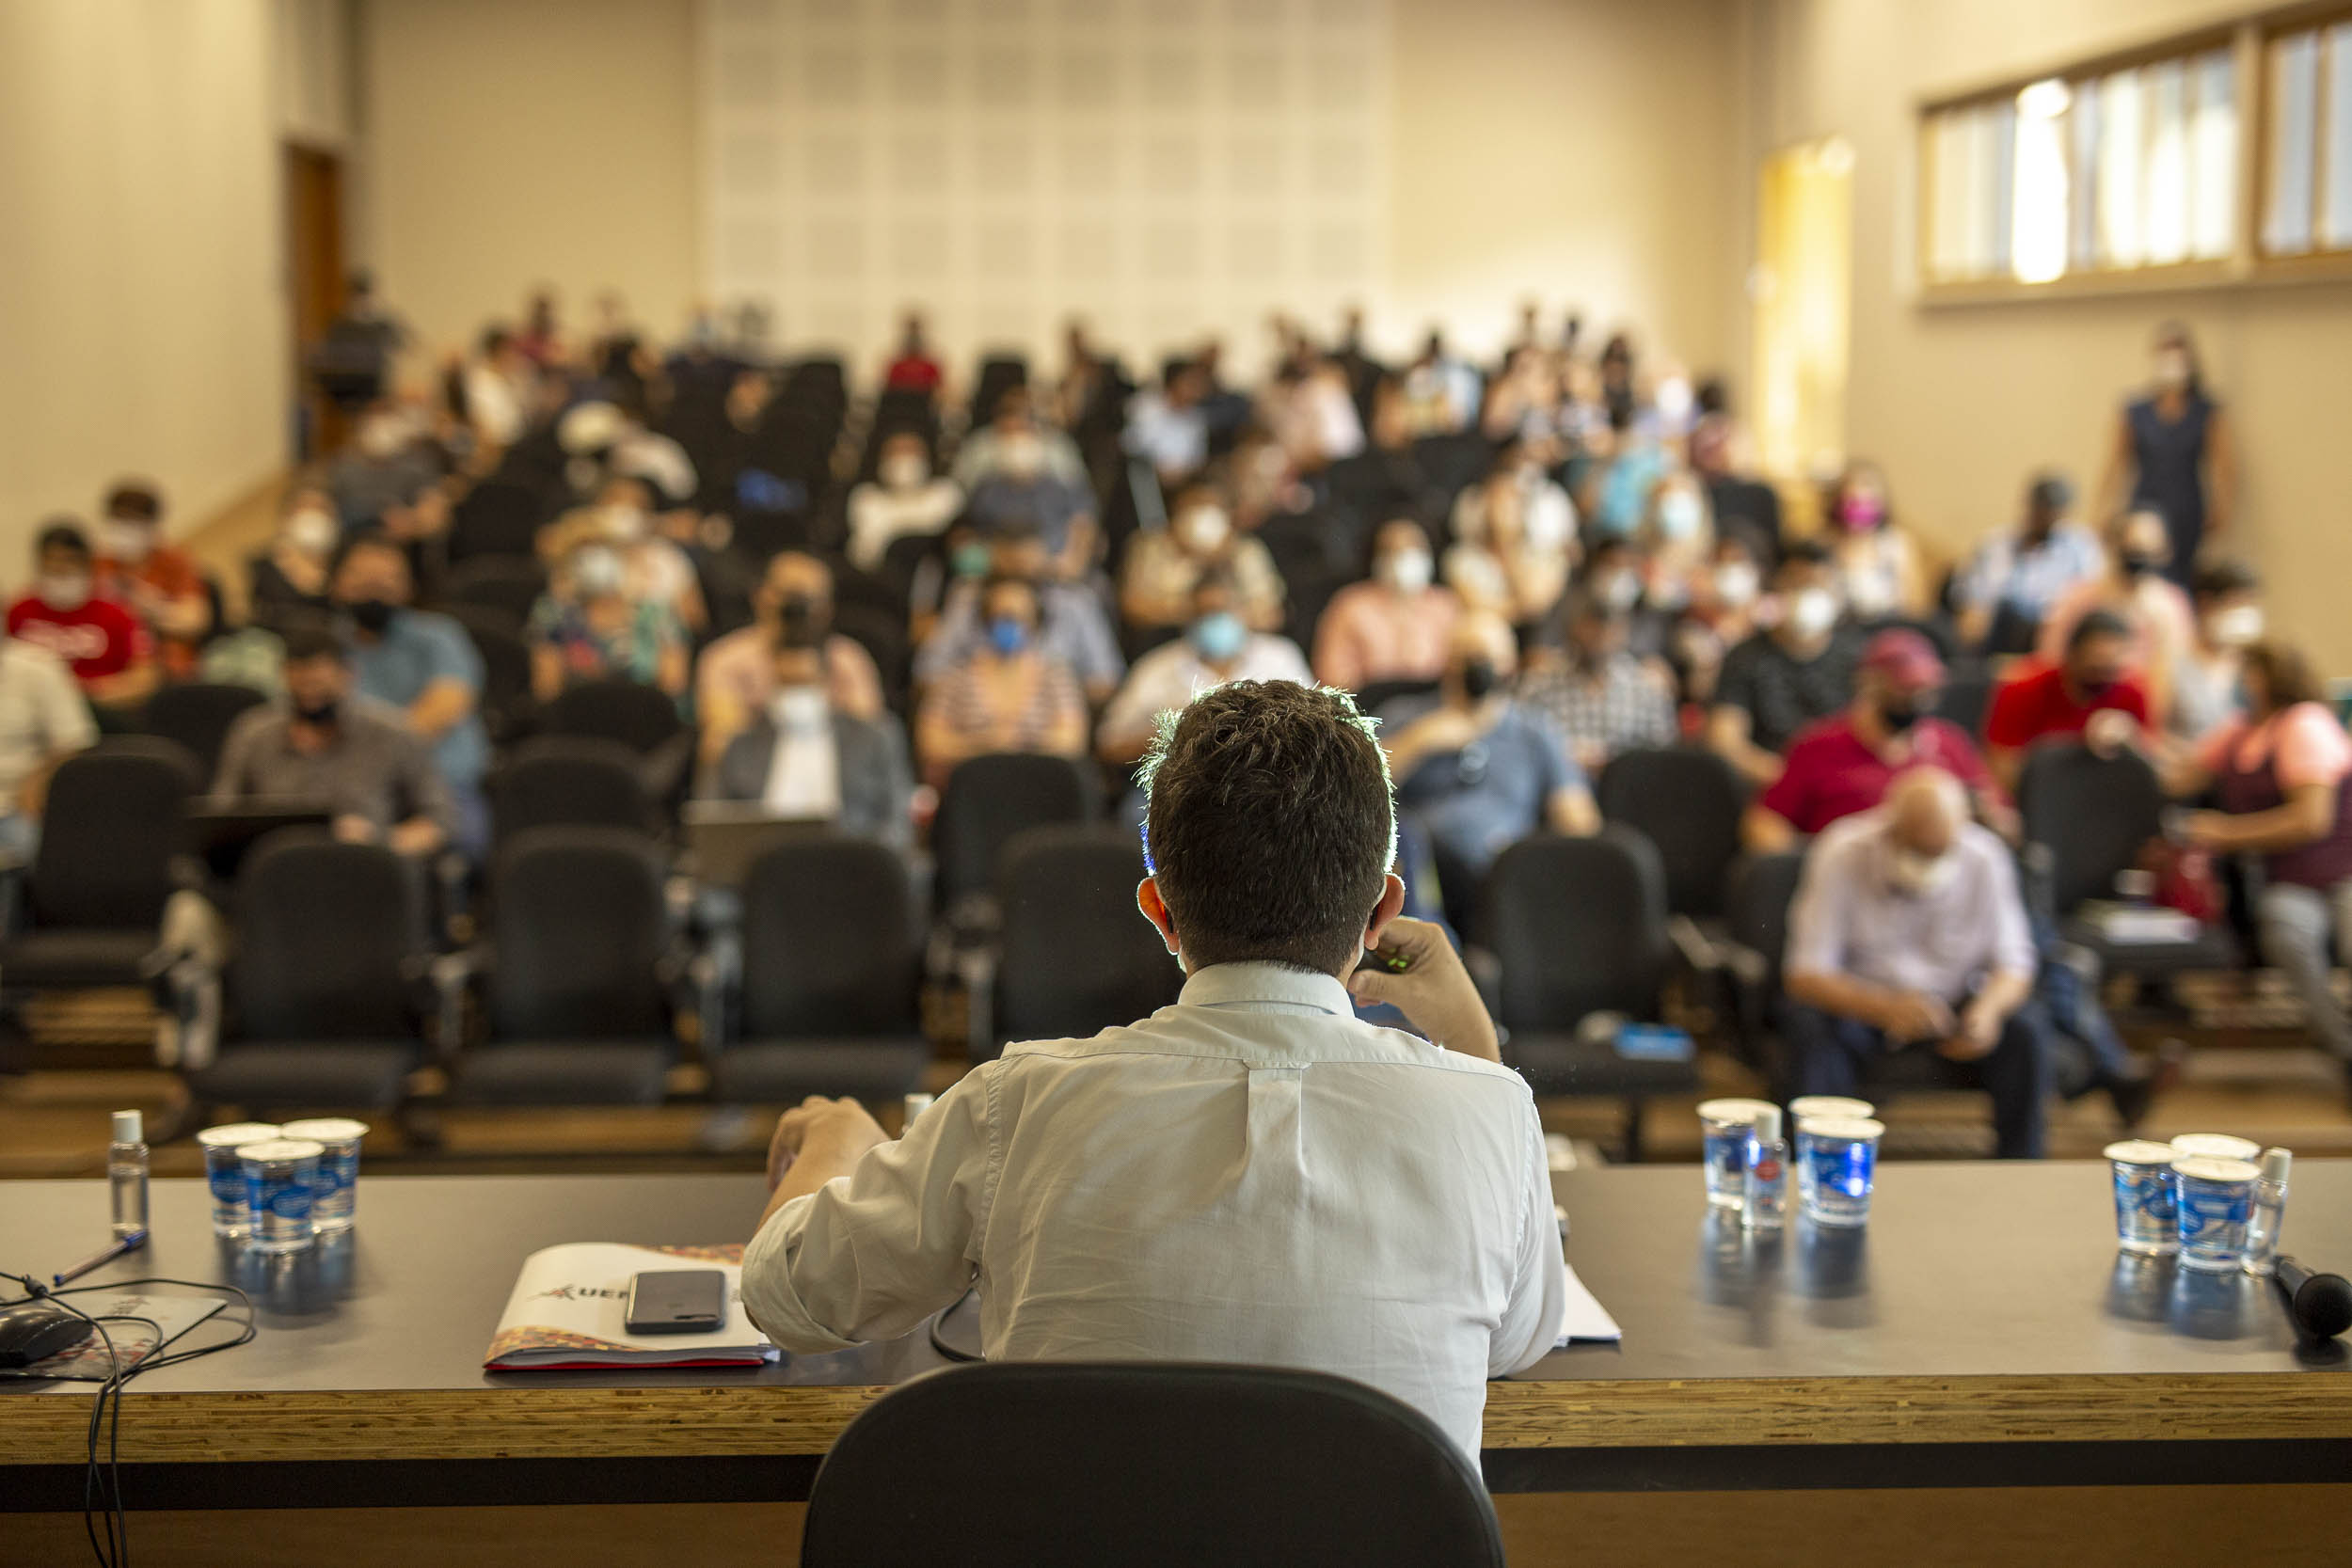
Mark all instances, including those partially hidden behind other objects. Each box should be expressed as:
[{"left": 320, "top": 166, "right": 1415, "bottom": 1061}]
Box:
[
  {"left": 429, "top": 948, "right": 485, "bottom": 1060},
  {"left": 1666, "top": 914, "right": 1723, "bottom": 973},
  {"left": 1716, "top": 940, "right": 1771, "bottom": 988},
  {"left": 694, "top": 927, "right": 742, "bottom": 1055}
]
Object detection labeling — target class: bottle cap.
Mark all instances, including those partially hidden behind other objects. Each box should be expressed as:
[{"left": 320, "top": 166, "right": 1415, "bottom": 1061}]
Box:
[
  {"left": 111, "top": 1109, "right": 142, "bottom": 1144},
  {"left": 1752, "top": 1104, "right": 1781, "bottom": 1143},
  {"left": 2261, "top": 1148, "right": 2293, "bottom": 1183}
]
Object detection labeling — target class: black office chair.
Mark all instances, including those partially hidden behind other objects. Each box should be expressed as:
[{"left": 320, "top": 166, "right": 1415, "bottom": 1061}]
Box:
[
  {"left": 445, "top": 480, "right": 549, "bottom": 563},
  {"left": 832, "top": 602, "right": 912, "bottom": 718},
  {"left": 1353, "top": 676, "right": 1441, "bottom": 720},
  {"left": 1938, "top": 660, "right": 1997, "bottom": 741},
  {"left": 441, "top": 603, "right": 538, "bottom": 744},
  {"left": 802, "top": 1362, "right": 1503, "bottom": 1568},
  {"left": 186, "top": 834, "right": 430, "bottom": 1114},
  {"left": 1481, "top": 827, "right": 1696, "bottom": 1158},
  {"left": 442, "top": 827, "right": 683, "bottom": 1104},
  {"left": 544, "top": 676, "right": 695, "bottom": 808},
  {"left": 704, "top": 837, "right": 930, "bottom": 1103},
  {"left": 140, "top": 682, "right": 267, "bottom": 782},
  {"left": 1595, "top": 747, "right": 1746, "bottom": 921},
  {"left": 967, "top": 354, "right": 1027, "bottom": 427},
  {"left": 931, "top": 752, "right": 1101, "bottom": 918},
  {"left": 989, "top": 824, "right": 1181, "bottom": 1062},
  {"left": 437, "top": 556, "right": 549, "bottom": 628},
  {"left": 485, "top": 736, "right": 661, "bottom": 846}
]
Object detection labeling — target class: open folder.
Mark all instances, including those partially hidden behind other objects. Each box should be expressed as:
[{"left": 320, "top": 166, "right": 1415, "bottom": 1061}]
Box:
[
  {"left": 1555, "top": 1260, "right": 1623, "bottom": 1346},
  {"left": 485, "top": 1242, "right": 774, "bottom": 1370}
]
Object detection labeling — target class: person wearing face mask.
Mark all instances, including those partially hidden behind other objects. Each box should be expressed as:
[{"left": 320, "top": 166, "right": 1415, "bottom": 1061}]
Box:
[
  {"left": 707, "top": 629, "right": 914, "bottom": 849},
  {"left": 1097, "top": 571, "right": 1312, "bottom": 768},
  {"left": 1673, "top": 528, "right": 1771, "bottom": 705},
  {"left": 1954, "top": 472, "right": 2105, "bottom": 656},
  {"left": 914, "top": 524, "right": 1124, "bottom": 705},
  {"left": 327, "top": 404, "right": 447, "bottom": 543},
  {"left": 1311, "top": 519, "right": 1461, "bottom": 691},
  {"left": 543, "top": 475, "right": 707, "bottom": 635},
  {"left": 2036, "top": 508, "right": 2196, "bottom": 724},
  {"left": 915, "top": 576, "right": 1091, "bottom": 790},
  {"left": 2096, "top": 321, "right": 2236, "bottom": 579},
  {"left": 1746, "top": 630, "right": 2007, "bottom": 851},
  {"left": 1708, "top": 542, "right": 1863, "bottom": 785},
  {"left": 955, "top": 387, "right": 1090, "bottom": 490},
  {"left": 0, "top": 622, "right": 96, "bottom": 864},
  {"left": 1518, "top": 594, "right": 1677, "bottom": 775},
  {"left": 1121, "top": 359, "right": 1215, "bottom": 483},
  {"left": 527, "top": 537, "right": 689, "bottom": 705},
  {"left": 847, "top": 429, "right": 964, "bottom": 572},
  {"left": 87, "top": 481, "right": 212, "bottom": 679},
  {"left": 214, "top": 626, "right": 453, "bottom": 857},
  {"left": 1120, "top": 482, "right": 1285, "bottom": 635},
  {"left": 1783, "top": 768, "right": 2050, "bottom": 1158},
  {"left": 1982, "top": 610, "right": 2153, "bottom": 796},
  {"left": 1689, "top": 413, "right": 1783, "bottom": 562},
  {"left": 966, "top": 404, "right": 1101, "bottom": 582},
  {"left": 8, "top": 521, "right": 159, "bottom": 719},
  {"left": 696, "top": 551, "right": 887, "bottom": 764},
  {"left": 1445, "top": 441, "right": 1577, "bottom": 627},
  {"left": 1637, "top": 471, "right": 1714, "bottom": 614},
  {"left": 332, "top": 531, "right": 492, "bottom": 857},
  {"left": 2170, "top": 560, "right": 2263, "bottom": 744},
  {"left": 248, "top": 489, "right": 344, "bottom": 630},
  {"left": 1380, "top": 611, "right": 1598, "bottom": 936},
  {"left": 1822, "top": 461, "right": 1927, "bottom": 620}
]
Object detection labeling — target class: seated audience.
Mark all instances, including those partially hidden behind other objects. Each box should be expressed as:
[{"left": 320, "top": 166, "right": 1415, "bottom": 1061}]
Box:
[
  {"left": 1120, "top": 481, "right": 1285, "bottom": 634},
  {"left": 1982, "top": 610, "right": 2151, "bottom": 795},
  {"left": 527, "top": 537, "right": 689, "bottom": 704},
  {"left": 1121, "top": 358, "right": 1212, "bottom": 483},
  {"left": 914, "top": 524, "right": 1123, "bottom": 705},
  {"left": 1444, "top": 440, "right": 1576, "bottom": 626},
  {"left": 1398, "top": 330, "right": 1481, "bottom": 436},
  {"left": 1689, "top": 414, "right": 1782, "bottom": 562},
  {"left": 1782, "top": 768, "right": 2049, "bottom": 1159},
  {"left": 1097, "top": 572, "right": 1312, "bottom": 767},
  {"left": 214, "top": 626, "right": 453, "bottom": 857},
  {"left": 332, "top": 532, "right": 493, "bottom": 858},
  {"left": 1636, "top": 467, "right": 1715, "bottom": 610},
  {"left": 1518, "top": 594, "right": 1678, "bottom": 774},
  {"left": 2169, "top": 642, "right": 2352, "bottom": 1097},
  {"left": 328, "top": 405, "right": 447, "bottom": 541},
  {"left": 707, "top": 627, "right": 914, "bottom": 850},
  {"left": 881, "top": 310, "right": 943, "bottom": 396},
  {"left": 1707, "top": 542, "right": 1858, "bottom": 786},
  {"left": 1383, "top": 611, "right": 1599, "bottom": 933},
  {"left": 92, "top": 481, "right": 212, "bottom": 678},
  {"left": 2038, "top": 507, "right": 2195, "bottom": 721},
  {"left": 462, "top": 325, "right": 536, "bottom": 451},
  {"left": 696, "top": 552, "right": 887, "bottom": 761},
  {"left": 846, "top": 430, "right": 963, "bottom": 572},
  {"left": 0, "top": 633, "right": 96, "bottom": 860},
  {"left": 914, "top": 575, "right": 1090, "bottom": 790},
  {"left": 1822, "top": 460, "right": 1927, "bottom": 620},
  {"left": 1673, "top": 525, "right": 1770, "bottom": 704},
  {"left": 542, "top": 474, "right": 706, "bottom": 635},
  {"left": 1953, "top": 472, "right": 2103, "bottom": 654},
  {"left": 8, "top": 521, "right": 158, "bottom": 719},
  {"left": 966, "top": 404, "right": 1100, "bottom": 580},
  {"left": 248, "top": 488, "right": 342, "bottom": 629},
  {"left": 1258, "top": 349, "right": 1363, "bottom": 470},
  {"left": 2170, "top": 560, "right": 2262, "bottom": 744},
  {"left": 1311, "top": 520, "right": 1460, "bottom": 692},
  {"left": 1745, "top": 629, "right": 2006, "bottom": 850},
  {"left": 953, "top": 386, "right": 1089, "bottom": 490}
]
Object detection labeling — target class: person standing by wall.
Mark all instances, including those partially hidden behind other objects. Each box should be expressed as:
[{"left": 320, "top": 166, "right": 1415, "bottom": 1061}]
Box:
[{"left": 2096, "top": 322, "right": 2237, "bottom": 582}]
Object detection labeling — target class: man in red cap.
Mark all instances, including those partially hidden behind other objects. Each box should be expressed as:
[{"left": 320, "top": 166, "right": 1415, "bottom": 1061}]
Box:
[{"left": 1743, "top": 628, "right": 2011, "bottom": 849}]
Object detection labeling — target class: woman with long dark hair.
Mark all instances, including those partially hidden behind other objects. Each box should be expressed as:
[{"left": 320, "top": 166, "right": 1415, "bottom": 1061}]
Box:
[{"left": 2096, "top": 321, "right": 2238, "bottom": 581}]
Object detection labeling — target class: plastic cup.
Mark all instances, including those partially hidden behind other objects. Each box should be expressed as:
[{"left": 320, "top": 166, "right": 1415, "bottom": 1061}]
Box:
[
  {"left": 1788, "top": 1098, "right": 1874, "bottom": 1210},
  {"left": 1697, "top": 1099, "right": 1777, "bottom": 1210},
  {"left": 2169, "top": 1132, "right": 2261, "bottom": 1164},
  {"left": 278, "top": 1118, "right": 368, "bottom": 1232},
  {"left": 1799, "top": 1117, "right": 1885, "bottom": 1227},
  {"left": 2172, "top": 1155, "right": 2258, "bottom": 1272},
  {"left": 239, "top": 1139, "right": 324, "bottom": 1255},
  {"left": 195, "top": 1122, "right": 280, "bottom": 1239},
  {"left": 2104, "top": 1139, "right": 2179, "bottom": 1256}
]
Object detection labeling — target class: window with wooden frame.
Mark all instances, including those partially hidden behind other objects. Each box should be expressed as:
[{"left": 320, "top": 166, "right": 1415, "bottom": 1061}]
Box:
[{"left": 2260, "top": 8, "right": 2352, "bottom": 264}]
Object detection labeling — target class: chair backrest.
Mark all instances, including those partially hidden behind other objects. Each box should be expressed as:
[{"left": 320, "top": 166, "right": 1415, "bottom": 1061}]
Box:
[
  {"left": 1938, "top": 662, "right": 1997, "bottom": 741},
  {"left": 802, "top": 1362, "right": 1503, "bottom": 1568},
  {"left": 1353, "top": 676, "right": 1440, "bottom": 718},
  {"left": 141, "top": 682, "right": 267, "bottom": 779},
  {"left": 446, "top": 480, "right": 549, "bottom": 563},
  {"left": 29, "top": 738, "right": 199, "bottom": 931},
  {"left": 1594, "top": 747, "right": 1746, "bottom": 919},
  {"left": 438, "top": 557, "right": 549, "bottom": 628},
  {"left": 2020, "top": 741, "right": 2164, "bottom": 915},
  {"left": 993, "top": 824, "right": 1181, "bottom": 1054},
  {"left": 1481, "top": 827, "right": 1670, "bottom": 1029},
  {"left": 1724, "top": 850, "right": 1807, "bottom": 989},
  {"left": 738, "top": 836, "right": 919, "bottom": 1038},
  {"left": 485, "top": 827, "right": 672, "bottom": 1041},
  {"left": 830, "top": 603, "right": 912, "bottom": 715},
  {"left": 232, "top": 833, "right": 422, "bottom": 1042},
  {"left": 931, "top": 752, "right": 1099, "bottom": 911},
  {"left": 487, "top": 736, "right": 658, "bottom": 844},
  {"left": 544, "top": 676, "right": 686, "bottom": 755},
  {"left": 441, "top": 604, "right": 535, "bottom": 736}
]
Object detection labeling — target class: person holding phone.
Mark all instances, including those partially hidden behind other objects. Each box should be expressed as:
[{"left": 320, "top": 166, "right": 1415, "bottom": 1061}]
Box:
[{"left": 743, "top": 680, "right": 1561, "bottom": 1462}]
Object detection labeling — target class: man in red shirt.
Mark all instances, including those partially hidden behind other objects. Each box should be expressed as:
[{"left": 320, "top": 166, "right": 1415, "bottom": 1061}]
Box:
[
  {"left": 8, "top": 520, "right": 157, "bottom": 718},
  {"left": 1982, "top": 608, "right": 2150, "bottom": 794},
  {"left": 1743, "top": 629, "right": 2012, "bottom": 848},
  {"left": 93, "top": 480, "right": 213, "bottom": 678}
]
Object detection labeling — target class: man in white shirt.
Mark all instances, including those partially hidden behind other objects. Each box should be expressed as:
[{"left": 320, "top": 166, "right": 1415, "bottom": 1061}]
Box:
[
  {"left": 0, "top": 636, "right": 97, "bottom": 862},
  {"left": 742, "top": 680, "right": 1565, "bottom": 1460},
  {"left": 1095, "top": 571, "right": 1312, "bottom": 767}
]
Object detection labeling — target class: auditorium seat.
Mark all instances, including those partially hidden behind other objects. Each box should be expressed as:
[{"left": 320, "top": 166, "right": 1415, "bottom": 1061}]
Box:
[
  {"left": 437, "top": 555, "right": 548, "bottom": 629},
  {"left": 1595, "top": 746, "right": 1746, "bottom": 921},
  {"left": 931, "top": 752, "right": 1101, "bottom": 918},
  {"left": 543, "top": 675, "right": 696, "bottom": 809},
  {"left": 444, "top": 478, "right": 550, "bottom": 563},
  {"left": 802, "top": 1362, "right": 1503, "bottom": 1568},
  {"left": 986, "top": 824, "right": 1182, "bottom": 1063},
  {"left": 140, "top": 681, "right": 266, "bottom": 781},
  {"left": 441, "top": 603, "right": 539, "bottom": 744},
  {"left": 485, "top": 735, "right": 661, "bottom": 847}
]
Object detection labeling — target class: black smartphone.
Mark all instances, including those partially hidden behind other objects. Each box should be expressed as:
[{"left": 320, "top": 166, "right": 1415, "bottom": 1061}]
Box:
[{"left": 623, "top": 1269, "right": 728, "bottom": 1335}]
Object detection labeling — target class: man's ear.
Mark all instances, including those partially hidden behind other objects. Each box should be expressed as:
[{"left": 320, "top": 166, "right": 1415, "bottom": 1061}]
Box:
[
  {"left": 1360, "top": 872, "right": 1408, "bottom": 952},
  {"left": 1138, "top": 877, "right": 1182, "bottom": 960}
]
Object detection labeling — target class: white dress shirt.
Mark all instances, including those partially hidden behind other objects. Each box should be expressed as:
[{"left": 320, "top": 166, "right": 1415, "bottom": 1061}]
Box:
[{"left": 741, "top": 962, "right": 1564, "bottom": 1460}]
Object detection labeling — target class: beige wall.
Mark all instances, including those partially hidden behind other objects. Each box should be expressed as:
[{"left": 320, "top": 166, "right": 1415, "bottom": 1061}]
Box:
[
  {"left": 0, "top": 0, "right": 288, "bottom": 562},
  {"left": 1744, "top": 0, "right": 2352, "bottom": 671}
]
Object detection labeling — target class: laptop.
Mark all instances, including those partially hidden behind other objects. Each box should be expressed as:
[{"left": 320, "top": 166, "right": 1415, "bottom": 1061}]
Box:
[
  {"left": 680, "top": 800, "right": 832, "bottom": 887},
  {"left": 186, "top": 799, "right": 338, "bottom": 880}
]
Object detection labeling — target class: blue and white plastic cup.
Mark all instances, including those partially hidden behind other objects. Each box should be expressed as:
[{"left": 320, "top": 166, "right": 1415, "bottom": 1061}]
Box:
[
  {"left": 1697, "top": 1099, "right": 1777, "bottom": 1211},
  {"left": 2169, "top": 1132, "right": 2261, "bottom": 1164},
  {"left": 2172, "top": 1155, "right": 2258, "bottom": 1273},
  {"left": 239, "top": 1138, "right": 324, "bottom": 1255},
  {"left": 1789, "top": 1097, "right": 1874, "bottom": 1211},
  {"left": 195, "top": 1122, "right": 280, "bottom": 1239},
  {"left": 2105, "top": 1139, "right": 2180, "bottom": 1256},
  {"left": 1798, "top": 1117, "right": 1884, "bottom": 1227},
  {"left": 277, "top": 1118, "right": 368, "bottom": 1232}
]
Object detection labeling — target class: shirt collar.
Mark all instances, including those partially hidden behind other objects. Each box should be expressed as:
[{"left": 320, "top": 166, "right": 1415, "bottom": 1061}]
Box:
[{"left": 1178, "top": 961, "right": 1355, "bottom": 1015}]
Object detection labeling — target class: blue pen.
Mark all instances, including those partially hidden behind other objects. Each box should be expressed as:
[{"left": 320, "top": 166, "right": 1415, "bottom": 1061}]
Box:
[{"left": 55, "top": 1229, "right": 146, "bottom": 1288}]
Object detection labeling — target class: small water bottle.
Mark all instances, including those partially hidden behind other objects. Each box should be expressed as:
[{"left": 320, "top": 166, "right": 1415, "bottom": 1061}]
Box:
[
  {"left": 1742, "top": 1104, "right": 1788, "bottom": 1231},
  {"left": 109, "top": 1110, "right": 150, "bottom": 1240},
  {"left": 2243, "top": 1147, "right": 2291, "bottom": 1276}
]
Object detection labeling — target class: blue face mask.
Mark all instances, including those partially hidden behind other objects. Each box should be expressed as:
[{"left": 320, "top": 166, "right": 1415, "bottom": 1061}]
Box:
[
  {"left": 1187, "top": 610, "right": 1247, "bottom": 662},
  {"left": 987, "top": 616, "right": 1029, "bottom": 656}
]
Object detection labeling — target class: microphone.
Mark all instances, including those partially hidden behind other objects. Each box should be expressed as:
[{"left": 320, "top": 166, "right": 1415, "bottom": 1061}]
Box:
[{"left": 2273, "top": 1258, "right": 2352, "bottom": 1340}]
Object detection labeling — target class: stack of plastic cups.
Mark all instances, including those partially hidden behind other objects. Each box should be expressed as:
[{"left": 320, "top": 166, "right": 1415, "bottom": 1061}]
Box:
[
  {"left": 196, "top": 1123, "right": 281, "bottom": 1241},
  {"left": 2102, "top": 1140, "right": 2180, "bottom": 1256},
  {"left": 278, "top": 1118, "right": 368, "bottom": 1233},
  {"left": 1788, "top": 1097, "right": 1874, "bottom": 1214}
]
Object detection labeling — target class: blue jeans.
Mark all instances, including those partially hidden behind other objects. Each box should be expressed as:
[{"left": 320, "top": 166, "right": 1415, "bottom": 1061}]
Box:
[{"left": 1782, "top": 998, "right": 2051, "bottom": 1158}]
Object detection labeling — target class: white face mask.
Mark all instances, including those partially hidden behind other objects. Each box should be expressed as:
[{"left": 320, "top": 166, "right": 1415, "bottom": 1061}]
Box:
[
  {"left": 572, "top": 547, "right": 625, "bottom": 597},
  {"left": 357, "top": 419, "right": 405, "bottom": 460},
  {"left": 600, "top": 504, "right": 648, "bottom": 542},
  {"left": 101, "top": 519, "right": 152, "bottom": 562},
  {"left": 1597, "top": 571, "right": 1643, "bottom": 612},
  {"left": 1000, "top": 433, "right": 1043, "bottom": 479},
  {"left": 285, "top": 508, "right": 339, "bottom": 557},
  {"left": 1382, "top": 549, "right": 1434, "bottom": 594},
  {"left": 880, "top": 452, "right": 929, "bottom": 490},
  {"left": 37, "top": 573, "right": 90, "bottom": 611},
  {"left": 1657, "top": 488, "right": 1706, "bottom": 541},
  {"left": 1713, "top": 562, "right": 1760, "bottom": 607},
  {"left": 771, "top": 686, "right": 828, "bottom": 732},
  {"left": 1176, "top": 506, "right": 1231, "bottom": 553},
  {"left": 2207, "top": 603, "right": 2264, "bottom": 648},
  {"left": 1886, "top": 847, "right": 1959, "bottom": 898},
  {"left": 1521, "top": 495, "right": 1574, "bottom": 551},
  {"left": 1788, "top": 587, "right": 1839, "bottom": 638}
]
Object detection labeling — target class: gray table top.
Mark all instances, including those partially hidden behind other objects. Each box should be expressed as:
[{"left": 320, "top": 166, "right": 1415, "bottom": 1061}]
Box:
[{"left": 2, "top": 1160, "right": 2344, "bottom": 1399}]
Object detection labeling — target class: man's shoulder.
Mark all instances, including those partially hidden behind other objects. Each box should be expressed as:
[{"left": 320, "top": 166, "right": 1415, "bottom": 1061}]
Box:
[
  {"left": 1781, "top": 713, "right": 1853, "bottom": 757},
  {"left": 999, "top": 1013, "right": 1537, "bottom": 1096},
  {"left": 391, "top": 607, "right": 469, "bottom": 649}
]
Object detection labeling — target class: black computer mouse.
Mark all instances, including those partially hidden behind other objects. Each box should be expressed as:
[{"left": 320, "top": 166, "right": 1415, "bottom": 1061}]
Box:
[{"left": 0, "top": 1300, "right": 94, "bottom": 1369}]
